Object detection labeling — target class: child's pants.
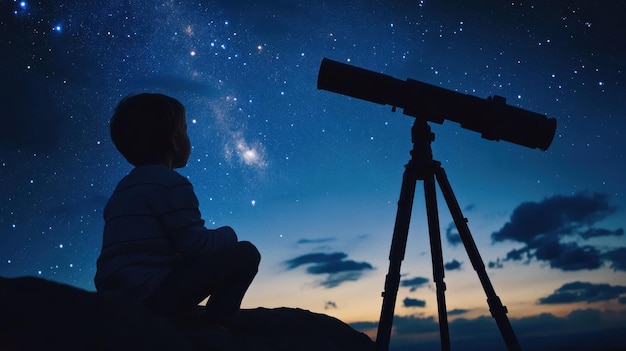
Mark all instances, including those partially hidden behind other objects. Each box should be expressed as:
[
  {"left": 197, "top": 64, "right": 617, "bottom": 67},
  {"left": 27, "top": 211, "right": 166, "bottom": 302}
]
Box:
[{"left": 145, "top": 241, "right": 261, "bottom": 326}]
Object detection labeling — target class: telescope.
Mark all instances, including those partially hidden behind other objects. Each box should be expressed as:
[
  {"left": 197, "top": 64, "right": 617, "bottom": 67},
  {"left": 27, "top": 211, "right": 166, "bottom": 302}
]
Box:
[
  {"left": 317, "top": 58, "right": 556, "bottom": 151},
  {"left": 317, "top": 58, "right": 554, "bottom": 351}
]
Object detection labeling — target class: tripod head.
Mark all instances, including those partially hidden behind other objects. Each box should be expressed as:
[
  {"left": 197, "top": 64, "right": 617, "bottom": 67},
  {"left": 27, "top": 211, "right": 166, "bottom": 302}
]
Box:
[{"left": 317, "top": 58, "right": 557, "bottom": 151}]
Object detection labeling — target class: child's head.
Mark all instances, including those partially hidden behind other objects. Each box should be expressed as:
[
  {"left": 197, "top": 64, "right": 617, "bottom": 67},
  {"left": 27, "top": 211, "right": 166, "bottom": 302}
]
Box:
[{"left": 110, "top": 93, "right": 190, "bottom": 168}]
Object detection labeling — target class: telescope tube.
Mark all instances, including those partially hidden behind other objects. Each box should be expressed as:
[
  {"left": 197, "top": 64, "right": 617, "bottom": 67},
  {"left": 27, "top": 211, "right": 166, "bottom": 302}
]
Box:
[{"left": 317, "top": 58, "right": 556, "bottom": 151}]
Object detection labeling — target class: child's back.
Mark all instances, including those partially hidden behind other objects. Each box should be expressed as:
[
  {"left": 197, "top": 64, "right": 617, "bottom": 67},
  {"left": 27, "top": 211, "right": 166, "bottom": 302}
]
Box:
[{"left": 95, "top": 164, "right": 237, "bottom": 300}]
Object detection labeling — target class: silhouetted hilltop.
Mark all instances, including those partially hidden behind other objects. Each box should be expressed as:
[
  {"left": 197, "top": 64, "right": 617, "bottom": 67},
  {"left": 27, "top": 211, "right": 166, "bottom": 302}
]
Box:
[{"left": 0, "top": 276, "right": 374, "bottom": 350}]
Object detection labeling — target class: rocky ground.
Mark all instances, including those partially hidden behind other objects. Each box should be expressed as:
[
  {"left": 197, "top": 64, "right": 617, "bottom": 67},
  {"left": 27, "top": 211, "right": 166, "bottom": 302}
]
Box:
[{"left": 0, "top": 276, "right": 374, "bottom": 351}]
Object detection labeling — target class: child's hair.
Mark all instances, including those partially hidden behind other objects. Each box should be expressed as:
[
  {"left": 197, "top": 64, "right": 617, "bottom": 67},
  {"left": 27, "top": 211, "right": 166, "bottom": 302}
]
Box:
[{"left": 110, "top": 93, "right": 185, "bottom": 166}]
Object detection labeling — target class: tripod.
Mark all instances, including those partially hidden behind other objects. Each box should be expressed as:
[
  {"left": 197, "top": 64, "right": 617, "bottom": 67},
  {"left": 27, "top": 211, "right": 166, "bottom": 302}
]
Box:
[{"left": 375, "top": 119, "right": 521, "bottom": 351}]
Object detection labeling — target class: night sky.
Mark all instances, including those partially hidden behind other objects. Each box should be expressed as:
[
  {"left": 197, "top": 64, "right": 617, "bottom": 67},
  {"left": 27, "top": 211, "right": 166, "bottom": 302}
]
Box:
[{"left": 1, "top": 1, "right": 625, "bottom": 350}]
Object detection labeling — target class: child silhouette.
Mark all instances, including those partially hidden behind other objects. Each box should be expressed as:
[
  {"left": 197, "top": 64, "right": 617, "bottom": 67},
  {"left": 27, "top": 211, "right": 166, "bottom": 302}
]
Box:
[{"left": 95, "top": 93, "right": 260, "bottom": 329}]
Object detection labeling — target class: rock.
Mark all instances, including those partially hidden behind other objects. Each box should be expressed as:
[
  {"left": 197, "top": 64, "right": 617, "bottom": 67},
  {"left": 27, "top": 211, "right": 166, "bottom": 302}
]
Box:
[
  {"left": 0, "top": 276, "right": 193, "bottom": 350},
  {"left": 0, "top": 276, "right": 374, "bottom": 351},
  {"left": 235, "top": 307, "right": 374, "bottom": 351}
]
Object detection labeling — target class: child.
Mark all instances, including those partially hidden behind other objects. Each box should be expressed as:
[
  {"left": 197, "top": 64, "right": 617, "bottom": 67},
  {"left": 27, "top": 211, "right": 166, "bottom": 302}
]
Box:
[{"left": 94, "top": 93, "right": 260, "bottom": 329}]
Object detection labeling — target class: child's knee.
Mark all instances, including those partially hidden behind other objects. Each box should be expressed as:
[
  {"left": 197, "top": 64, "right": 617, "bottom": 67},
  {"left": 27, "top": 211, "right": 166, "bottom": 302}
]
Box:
[
  {"left": 238, "top": 241, "right": 261, "bottom": 266},
  {"left": 217, "top": 226, "right": 238, "bottom": 240}
]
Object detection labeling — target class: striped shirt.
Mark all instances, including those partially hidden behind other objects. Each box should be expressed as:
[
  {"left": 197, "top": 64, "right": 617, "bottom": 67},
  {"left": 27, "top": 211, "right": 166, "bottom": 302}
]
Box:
[{"left": 94, "top": 165, "right": 237, "bottom": 300}]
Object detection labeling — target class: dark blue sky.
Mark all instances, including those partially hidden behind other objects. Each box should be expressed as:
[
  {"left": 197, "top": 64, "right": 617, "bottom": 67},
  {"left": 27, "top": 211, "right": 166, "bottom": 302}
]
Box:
[{"left": 1, "top": 1, "right": 625, "bottom": 349}]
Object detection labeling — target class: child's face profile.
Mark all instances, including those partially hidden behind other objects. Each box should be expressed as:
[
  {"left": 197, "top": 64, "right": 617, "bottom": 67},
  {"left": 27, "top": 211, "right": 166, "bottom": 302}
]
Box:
[{"left": 171, "top": 116, "right": 191, "bottom": 169}]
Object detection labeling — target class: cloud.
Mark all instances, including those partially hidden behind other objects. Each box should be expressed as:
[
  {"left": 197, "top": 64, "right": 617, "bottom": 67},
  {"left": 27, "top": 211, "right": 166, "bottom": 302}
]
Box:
[
  {"left": 492, "top": 192, "right": 617, "bottom": 243},
  {"left": 538, "top": 281, "right": 626, "bottom": 304},
  {"left": 391, "top": 315, "right": 440, "bottom": 336},
  {"left": 604, "top": 248, "right": 626, "bottom": 271},
  {"left": 445, "top": 222, "right": 462, "bottom": 246},
  {"left": 318, "top": 271, "right": 367, "bottom": 288},
  {"left": 488, "top": 259, "right": 503, "bottom": 269},
  {"left": 580, "top": 228, "right": 624, "bottom": 239},
  {"left": 445, "top": 205, "right": 475, "bottom": 246},
  {"left": 306, "top": 260, "right": 373, "bottom": 275},
  {"left": 285, "top": 252, "right": 346, "bottom": 269},
  {"left": 403, "top": 297, "right": 426, "bottom": 308},
  {"left": 464, "top": 204, "right": 476, "bottom": 212},
  {"left": 284, "top": 252, "right": 373, "bottom": 288},
  {"left": 536, "top": 241, "right": 602, "bottom": 271},
  {"left": 297, "top": 238, "right": 336, "bottom": 245},
  {"left": 401, "top": 276, "right": 429, "bottom": 292},
  {"left": 324, "top": 301, "right": 337, "bottom": 309},
  {"left": 444, "top": 259, "right": 462, "bottom": 271},
  {"left": 490, "top": 192, "right": 625, "bottom": 271},
  {"left": 350, "top": 309, "right": 626, "bottom": 351},
  {"left": 448, "top": 309, "right": 469, "bottom": 316}
]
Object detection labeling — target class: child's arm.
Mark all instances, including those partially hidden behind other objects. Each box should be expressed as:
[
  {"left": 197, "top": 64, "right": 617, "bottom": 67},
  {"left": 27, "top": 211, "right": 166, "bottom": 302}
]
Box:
[
  {"left": 158, "top": 179, "right": 238, "bottom": 258},
  {"left": 171, "top": 223, "right": 238, "bottom": 258}
]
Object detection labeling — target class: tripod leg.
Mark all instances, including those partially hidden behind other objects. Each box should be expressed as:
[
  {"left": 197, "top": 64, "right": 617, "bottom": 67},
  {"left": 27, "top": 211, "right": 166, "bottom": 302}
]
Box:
[
  {"left": 375, "top": 164, "right": 419, "bottom": 351},
  {"left": 434, "top": 166, "right": 522, "bottom": 351},
  {"left": 423, "top": 174, "right": 451, "bottom": 351}
]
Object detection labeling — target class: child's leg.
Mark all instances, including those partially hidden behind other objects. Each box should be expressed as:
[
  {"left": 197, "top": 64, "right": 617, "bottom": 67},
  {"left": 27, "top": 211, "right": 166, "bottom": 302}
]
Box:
[
  {"left": 202, "top": 241, "right": 260, "bottom": 326},
  {"left": 145, "top": 241, "right": 260, "bottom": 325}
]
